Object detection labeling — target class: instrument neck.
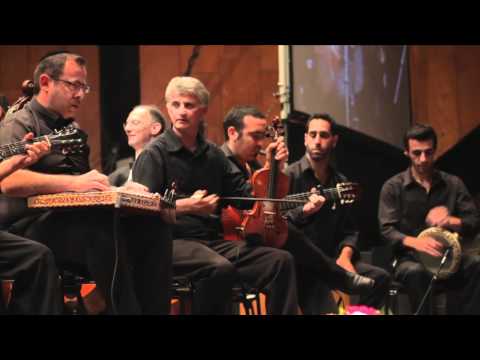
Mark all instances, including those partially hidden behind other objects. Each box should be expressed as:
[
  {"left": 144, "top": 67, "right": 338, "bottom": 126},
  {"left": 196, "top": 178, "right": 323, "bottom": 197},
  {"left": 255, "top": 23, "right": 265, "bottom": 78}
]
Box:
[
  {"left": 267, "top": 150, "right": 279, "bottom": 199},
  {"left": 280, "top": 187, "right": 339, "bottom": 211},
  {"left": 0, "top": 139, "right": 34, "bottom": 160}
]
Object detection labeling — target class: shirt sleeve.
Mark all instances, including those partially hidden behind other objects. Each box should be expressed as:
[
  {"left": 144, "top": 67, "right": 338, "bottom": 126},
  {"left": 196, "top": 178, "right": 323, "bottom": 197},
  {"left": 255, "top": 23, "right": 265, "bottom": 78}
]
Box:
[
  {"left": 220, "top": 153, "right": 254, "bottom": 210},
  {"left": 132, "top": 147, "right": 166, "bottom": 195},
  {"left": 0, "top": 114, "right": 34, "bottom": 144},
  {"left": 378, "top": 180, "right": 409, "bottom": 252},
  {"left": 284, "top": 165, "right": 315, "bottom": 227}
]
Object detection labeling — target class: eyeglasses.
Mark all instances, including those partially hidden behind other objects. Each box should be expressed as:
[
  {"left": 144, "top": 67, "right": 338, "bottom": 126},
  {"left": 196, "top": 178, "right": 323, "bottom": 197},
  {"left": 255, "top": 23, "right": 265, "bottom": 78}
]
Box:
[{"left": 54, "top": 78, "right": 91, "bottom": 94}]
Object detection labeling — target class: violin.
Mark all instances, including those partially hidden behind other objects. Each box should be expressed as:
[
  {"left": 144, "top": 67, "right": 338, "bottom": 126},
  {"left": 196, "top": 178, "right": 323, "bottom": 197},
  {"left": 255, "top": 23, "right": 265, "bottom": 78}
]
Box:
[
  {"left": 240, "top": 117, "right": 290, "bottom": 248},
  {"left": 5, "top": 80, "right": 34, "bottom": 117},
  {"left": 221, "top": 205, "right": 248, "bottom": 241}
]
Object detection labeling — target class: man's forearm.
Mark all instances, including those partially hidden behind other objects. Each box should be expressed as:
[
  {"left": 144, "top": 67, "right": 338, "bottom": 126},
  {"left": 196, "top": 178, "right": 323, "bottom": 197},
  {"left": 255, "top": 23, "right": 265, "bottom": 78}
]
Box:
[
  {"left": 175, "top": 198, "right": 196, "bottom": 215},
  {"left": 0, "top": 169, "right": 78, "bottom": 197},
  {"left": 381, "top": 224, "right": 410, "bottom": 252},
  {"left": 444, "top": 216, "right": 462, "bottom": 232},
  {"left": 0, "top": 158, "right": 22, "bottom": 181}
]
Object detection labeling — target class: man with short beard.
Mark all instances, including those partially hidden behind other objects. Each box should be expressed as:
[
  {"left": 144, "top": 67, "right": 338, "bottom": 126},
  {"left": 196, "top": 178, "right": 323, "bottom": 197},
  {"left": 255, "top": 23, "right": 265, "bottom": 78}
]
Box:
[{"left": 285, "top": 113, "right": 390, "bottom": 313}]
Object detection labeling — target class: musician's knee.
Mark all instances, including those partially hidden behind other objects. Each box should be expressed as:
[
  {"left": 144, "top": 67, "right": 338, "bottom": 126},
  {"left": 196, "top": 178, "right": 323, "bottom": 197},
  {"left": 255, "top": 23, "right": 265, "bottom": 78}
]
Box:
[
  {"left": 28, "top": 241, "right": 56, "bottom": 269},
  {"left": 396, "top": 262, "right": 429, "bottom": 282},
  {"left": 269, "top": 249, "right": 296, "bottom": 271},
  {"left": 208, "top": 258, "right": 237, "bottom": 282}
]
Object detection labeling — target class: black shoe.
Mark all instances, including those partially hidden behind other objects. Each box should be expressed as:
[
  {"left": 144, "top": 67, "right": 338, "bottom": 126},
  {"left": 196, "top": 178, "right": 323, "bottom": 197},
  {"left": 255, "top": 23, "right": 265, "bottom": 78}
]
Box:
[{"left": 341, "top": 272, "right": 375, "bottom": 296}]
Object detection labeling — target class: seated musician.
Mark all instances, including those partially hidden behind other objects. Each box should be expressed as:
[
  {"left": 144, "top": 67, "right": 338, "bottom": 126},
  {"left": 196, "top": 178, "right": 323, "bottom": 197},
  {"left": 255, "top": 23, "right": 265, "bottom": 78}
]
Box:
[
  {"left": 109, "top": 105, "right": 168, "bottom": 187},
  {"left": 379, "top": 123, "right": 480, "bottom": 314},
  {"left": 132, "top": 76, "right": 300, "bottom": 315},
  {"left": 0, "top": 134, "right": 62, "bottom": 314},
  {"left": 0, "top": 51, "right": 172, "bottom": 314},
  {"left": 221, "top": 107, "right": 381, "bottom": 314},
  {"left": 285, "top": 113, "right": 389, "bottom": 313}
]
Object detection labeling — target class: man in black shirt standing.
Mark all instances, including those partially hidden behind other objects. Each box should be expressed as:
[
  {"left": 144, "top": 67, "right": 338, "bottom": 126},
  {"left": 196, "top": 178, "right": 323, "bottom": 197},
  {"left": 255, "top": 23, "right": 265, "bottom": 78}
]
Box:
[
  {"left": 379, "top": 123, "right": 480, "bottom": 314},
  {"left": 0, "top": 52, "right": 172, "bottom": 314},
  {"left": 133, "top": 76, "right": 299, "bottom": 314}
]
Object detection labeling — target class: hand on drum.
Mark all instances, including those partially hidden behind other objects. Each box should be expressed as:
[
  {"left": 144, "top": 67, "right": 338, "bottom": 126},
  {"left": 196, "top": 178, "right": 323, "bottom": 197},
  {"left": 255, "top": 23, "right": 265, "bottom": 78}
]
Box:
[{"left": 412, "top": 236, "right": 444, "bottom": 257}]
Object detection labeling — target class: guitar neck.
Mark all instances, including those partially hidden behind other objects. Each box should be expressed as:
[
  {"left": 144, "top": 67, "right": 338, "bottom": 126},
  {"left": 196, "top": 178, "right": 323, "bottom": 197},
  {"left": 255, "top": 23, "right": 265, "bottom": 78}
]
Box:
[
  {"left": 280, "top": 187, "right": 338, "bottom": 211},
  {"left": 0, "top": 135, "right": 74, "bottom": 161},
  {"left": 0, "top": 139, "right": 32, "bottom": 160}
]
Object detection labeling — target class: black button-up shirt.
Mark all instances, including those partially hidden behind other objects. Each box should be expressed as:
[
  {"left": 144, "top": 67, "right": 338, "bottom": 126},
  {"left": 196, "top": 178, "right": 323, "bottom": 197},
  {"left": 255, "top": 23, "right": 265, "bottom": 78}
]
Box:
[
  {"left": 132, "top": 129, "right": 252, "bottom": 241},
  {"left": 0, "top": 98, "right": 90, "bottom": 228},
  {"left": 284, "top": 155, "right": 359, "bottom": 258},
  {"left": 379, "top": 168, "right": 479, "bottom": 257},
  {"left": 0, "top": 98, "right": 90, "bottom": 175},
  {"left": 220, "top": 143, "right": 261, "bottom": 180}
]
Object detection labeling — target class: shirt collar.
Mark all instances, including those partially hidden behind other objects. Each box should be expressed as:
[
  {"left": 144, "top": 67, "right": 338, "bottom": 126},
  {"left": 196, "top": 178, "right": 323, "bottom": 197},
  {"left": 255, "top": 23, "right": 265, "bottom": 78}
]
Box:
[
  {"left": 220, "top": 142, "right": 234, "bottom": 159},
  {"left": 162, "top": 128, "right": 209, "bottom": 156},
  {"left": 220, "top": 142, "right": 251, "bottom": 177},
  {"left": 402, "top": 167, "right": 445, "bottom": 188},
  {"left": 299, "top": 155, "right": 313, "bottom": 174},
  {"left": 30, "top": 97, "right": 74, "bottom": 130},
  {"left": 298, "top": 154, "right": 339, "bottom": 185}
]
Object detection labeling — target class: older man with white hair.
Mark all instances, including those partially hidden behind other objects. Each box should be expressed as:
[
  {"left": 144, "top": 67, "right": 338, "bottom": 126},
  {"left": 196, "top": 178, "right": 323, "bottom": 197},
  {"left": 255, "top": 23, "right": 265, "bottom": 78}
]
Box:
[{"left": 109, "top": 105, "right": 168, "bottom": 186}]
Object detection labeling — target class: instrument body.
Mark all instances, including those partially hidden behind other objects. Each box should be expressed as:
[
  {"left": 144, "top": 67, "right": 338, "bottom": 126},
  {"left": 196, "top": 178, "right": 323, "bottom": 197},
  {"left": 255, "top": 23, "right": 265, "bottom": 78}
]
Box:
[
  {"left": 28, "top": 189, "right": 176, "bottom": 224},
  {"left": 221, "top": 206, "right": 248, "bottom": 241},
  {"left": 239, "top": 118, "right": 290, "bottom": 248},
  {"left": 417, "top": 227, "right": 462, "bottom": 279},
  {"left": 241, "top": 165, "right": 291, "bottom": 248},
  {"left": 4, "top": 80, "right": 34, "bottom": 117}
]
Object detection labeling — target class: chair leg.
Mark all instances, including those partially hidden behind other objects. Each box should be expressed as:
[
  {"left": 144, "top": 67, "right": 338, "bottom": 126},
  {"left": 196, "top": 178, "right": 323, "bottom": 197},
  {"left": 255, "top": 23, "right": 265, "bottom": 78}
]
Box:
[
  {"left": 179, "top": 296, "right": 187, "bottom": 315},
  {"left": 243, "top": 299, "right": 254, "bottom": 315},
  {"left": 388, "top": 288, "right": 399, "bottom": 315},
  {"left": 251, "top": 293, "right": 260, "bottom": 315},
  {"left": 384, "top": 290, "right": 391, "bottom": 315}
]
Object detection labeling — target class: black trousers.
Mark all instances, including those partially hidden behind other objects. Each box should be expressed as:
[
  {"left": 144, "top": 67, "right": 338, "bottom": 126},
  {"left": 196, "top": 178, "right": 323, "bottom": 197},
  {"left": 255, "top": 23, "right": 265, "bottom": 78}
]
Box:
[
  {"left": 12, "top": 209, "right": 172, "bottom": 315},
  {"left": 0, "top": 231, "right": 62, "bottom": 314},
  {"left": 354, "top": 261, "right": 391, "bottom": 308},
  {"left": 284, "top": 223, "right": 391, "bottom": 311},
  {"left": 172, "top": 238, "right": 299, "bottom": 314},
  {"left": 395, "top": 253, "right": 480, "bottom": 314}
]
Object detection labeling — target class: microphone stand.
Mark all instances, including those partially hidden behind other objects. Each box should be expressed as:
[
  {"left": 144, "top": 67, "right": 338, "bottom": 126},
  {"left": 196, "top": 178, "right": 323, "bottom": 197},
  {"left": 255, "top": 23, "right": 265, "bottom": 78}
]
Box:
[{"left": 414, "top": 247, "right": 451, "bottom": 315}]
